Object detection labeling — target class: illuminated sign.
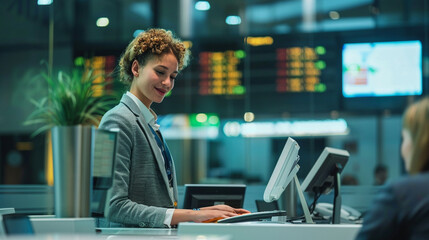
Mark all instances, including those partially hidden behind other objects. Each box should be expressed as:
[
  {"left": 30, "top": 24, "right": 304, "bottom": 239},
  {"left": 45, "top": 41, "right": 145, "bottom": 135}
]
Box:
[
  {"left": 223, "top": 119, "right": 349, "bottom": 138},
  {"left": 75, "top": 56, "right": 116, "bottom": 97}
]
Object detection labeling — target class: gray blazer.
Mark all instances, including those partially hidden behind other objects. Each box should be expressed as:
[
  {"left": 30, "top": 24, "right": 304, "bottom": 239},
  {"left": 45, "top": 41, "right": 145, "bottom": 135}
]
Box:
[{"left": 99, "top": 94, "right": 178, "bottom": 228}]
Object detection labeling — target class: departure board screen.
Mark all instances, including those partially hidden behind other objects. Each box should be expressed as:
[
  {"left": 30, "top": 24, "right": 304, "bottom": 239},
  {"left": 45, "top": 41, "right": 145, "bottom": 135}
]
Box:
[
  {"left": 245, "top": 35, "right": 336, "bottom": 96},
  {"left": 275, "top": 46, "right": 327, "bottom": 93},
  {"left": 198, "top": 50, "right": 246, "bottom": 95},
  {"left": 74, "top": 55, "right": 117, "bottom": 97},
  {"left": 194, "top": 41, "right": 334, "bottom": 95},
  {"left": 239, "top": 35, "right": 339, "bottom": 114}
]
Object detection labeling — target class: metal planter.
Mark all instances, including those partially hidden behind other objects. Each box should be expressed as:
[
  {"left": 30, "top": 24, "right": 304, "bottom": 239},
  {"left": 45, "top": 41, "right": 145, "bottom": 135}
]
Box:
[{"left": 51, "top": 125, "right": 94, "bottom": 218}]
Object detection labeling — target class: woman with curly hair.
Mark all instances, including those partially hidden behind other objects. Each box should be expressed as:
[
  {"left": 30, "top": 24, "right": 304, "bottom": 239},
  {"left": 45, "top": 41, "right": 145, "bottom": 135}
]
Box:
[
  {"left": 99, "top": 28, "right": 249, "bottom": 228},
  {"left": 356, "top": 96, "right": 429, "bottom": 240}
]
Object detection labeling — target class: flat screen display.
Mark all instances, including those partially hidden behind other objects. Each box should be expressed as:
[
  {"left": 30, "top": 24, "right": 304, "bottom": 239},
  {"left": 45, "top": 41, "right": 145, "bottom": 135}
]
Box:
[
  {"left": 342, "top": 40, "right": 422, "bottom": 98},
  {"left": 92, "top": 128, "right": 118, "bottom": 189},
  {"left": 182, "top": 184, "right": 246, "bottom": 209}
]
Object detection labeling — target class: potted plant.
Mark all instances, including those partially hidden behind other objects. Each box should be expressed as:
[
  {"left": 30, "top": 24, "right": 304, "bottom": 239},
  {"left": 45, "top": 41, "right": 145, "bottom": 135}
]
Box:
[{"left": 25, "top": 66, "right": 116, "bottom": 218}]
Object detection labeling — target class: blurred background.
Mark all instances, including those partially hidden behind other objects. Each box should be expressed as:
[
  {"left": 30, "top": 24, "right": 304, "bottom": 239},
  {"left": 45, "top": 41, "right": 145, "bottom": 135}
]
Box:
[{"left": 0, "top": 0, "right": 427, "bottom": 192}]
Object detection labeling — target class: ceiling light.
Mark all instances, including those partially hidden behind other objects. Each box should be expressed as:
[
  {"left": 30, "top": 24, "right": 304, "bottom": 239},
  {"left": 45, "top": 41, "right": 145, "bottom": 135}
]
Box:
[
  {"left": 329, "top": 11, "right": 340, "bottom": 20},
  {"left": 244, "top": 112, "right": 255, "bottom": 122},
  {"left": 226, "top": 16, "right": 241, "bottom": 25},
  {"left": 195, "top": 1, "right": 210, "bottom": 11},
  {"left": 196, "top": 113, "right": 208, "bottom": 123},
  {"left": 38, "top": 0, "right": 53, "bottom": 5},
  {"left": 208, "top": 115, "right": 219, "bottom": 125},
  {"left": 96, "top": 17, "right": 109, "bottom": 27}
]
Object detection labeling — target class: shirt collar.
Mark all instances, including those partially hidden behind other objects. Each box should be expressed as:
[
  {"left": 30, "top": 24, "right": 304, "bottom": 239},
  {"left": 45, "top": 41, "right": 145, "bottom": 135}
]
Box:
[{"left": 126, "top": 91, "right": 160, "bottom": 131}]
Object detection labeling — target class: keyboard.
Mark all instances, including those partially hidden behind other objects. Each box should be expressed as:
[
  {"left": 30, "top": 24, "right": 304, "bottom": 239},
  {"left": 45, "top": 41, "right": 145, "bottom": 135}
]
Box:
[{"left": 217, "top": 210, "right": 287, "bottom": 223}]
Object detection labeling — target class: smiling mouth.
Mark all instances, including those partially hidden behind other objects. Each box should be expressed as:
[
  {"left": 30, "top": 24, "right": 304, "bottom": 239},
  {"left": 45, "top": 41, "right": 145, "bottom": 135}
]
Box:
[{"left": 155, "top": 87, "right": 167, "bottom": 95}]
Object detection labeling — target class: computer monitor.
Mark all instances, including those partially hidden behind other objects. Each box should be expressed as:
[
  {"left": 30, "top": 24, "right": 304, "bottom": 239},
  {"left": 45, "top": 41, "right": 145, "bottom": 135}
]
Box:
[
  {"left": 342, "top": 40, "right": 422, "bottom": 98},
  {"left": 301, "top": 147, "right": 350, "bottom": 224},
  {"left": 92, "top": 128, "right": 118, "bottom": 190},
  {"left": 261, "top": 137, "right": 314, "bottom": 223},
  {"left": 263, "top": 137, "right": 300, "bottom": 203},
  {"left": 182, "top": 184, "right": 246, "bottom": 209},
  {"left": 91, "top": 128, "right": 118, "bottom": 216},
  {"left": 301, "top": 147, "right": 350, "bottom": 194}
]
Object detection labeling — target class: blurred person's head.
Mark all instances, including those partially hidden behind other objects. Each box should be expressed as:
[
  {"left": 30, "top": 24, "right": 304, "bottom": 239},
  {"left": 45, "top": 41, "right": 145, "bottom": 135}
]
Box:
[
  {"left": 342, "top": 174, "right": 359, "bottom": 186},
  {"left": 374, "top": 164, "right": 388, "bottom": 185},
  {"left": 401, "top": 97, "right": 429, "bottom": 174}
]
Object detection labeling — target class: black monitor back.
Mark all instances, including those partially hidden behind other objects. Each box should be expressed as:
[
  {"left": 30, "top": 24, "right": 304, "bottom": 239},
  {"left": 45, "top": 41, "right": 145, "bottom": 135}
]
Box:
[
  {"left": 183, "top": 184, "right": 246, "bottom": 209},
  {"left": 255, "top": 199, "right": 279, "bottom": 212}
]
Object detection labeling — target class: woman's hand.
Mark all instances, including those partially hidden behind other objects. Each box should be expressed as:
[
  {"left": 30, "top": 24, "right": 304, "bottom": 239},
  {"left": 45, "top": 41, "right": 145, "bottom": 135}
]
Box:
[
  {"left": 200, "top": 204, "right": 251, "bottom": 214},
  {"left": 171, "top": 205, "right": 251, "bottom": 225},
  {"left": 193, "top": 209, "right": 238, "bottom": 223}
]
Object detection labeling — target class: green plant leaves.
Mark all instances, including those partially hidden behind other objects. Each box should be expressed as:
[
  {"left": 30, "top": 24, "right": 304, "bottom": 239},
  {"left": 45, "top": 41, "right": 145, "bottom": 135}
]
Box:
[{"left": 24, "top": 67, "right": 117, "bottom": 136}]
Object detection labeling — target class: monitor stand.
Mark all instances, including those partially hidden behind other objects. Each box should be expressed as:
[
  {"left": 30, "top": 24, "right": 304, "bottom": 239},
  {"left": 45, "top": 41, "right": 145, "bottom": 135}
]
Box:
[
  {"left": 332, "top": 164, "right": 342, "bottom": 224},
  {"left": 292, "top": 171, "right": 313, "bottom": 224}
]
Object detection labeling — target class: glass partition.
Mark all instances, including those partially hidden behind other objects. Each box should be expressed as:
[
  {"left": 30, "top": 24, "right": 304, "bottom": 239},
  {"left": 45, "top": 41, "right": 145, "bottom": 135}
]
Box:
[{"left": 0, "top": 0, "right": 427, "bottom": 193}]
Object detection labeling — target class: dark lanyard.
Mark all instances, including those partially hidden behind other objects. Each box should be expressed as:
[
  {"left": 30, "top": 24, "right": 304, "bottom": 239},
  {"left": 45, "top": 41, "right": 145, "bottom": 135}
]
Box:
[{"left": 148, "top": 125, "right": 173, "bottom": 184}]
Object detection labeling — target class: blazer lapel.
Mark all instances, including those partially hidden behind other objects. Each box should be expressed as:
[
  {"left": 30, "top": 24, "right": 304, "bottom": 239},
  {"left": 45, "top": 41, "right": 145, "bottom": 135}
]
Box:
[
  {"left": 120, "top": 94, "right": 173, "bottom": 199},
  {"left": 169, "top": 152, "right": 178, "bottom": 201}
]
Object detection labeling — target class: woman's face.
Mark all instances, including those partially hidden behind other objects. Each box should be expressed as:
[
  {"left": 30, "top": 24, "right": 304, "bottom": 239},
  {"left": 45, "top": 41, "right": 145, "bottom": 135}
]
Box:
[
  {"left": 401, "top": 129, "right": 413, "bottom": 172},
  {"left": 130, "top": 52, "right": 178, "bottom": 108}
]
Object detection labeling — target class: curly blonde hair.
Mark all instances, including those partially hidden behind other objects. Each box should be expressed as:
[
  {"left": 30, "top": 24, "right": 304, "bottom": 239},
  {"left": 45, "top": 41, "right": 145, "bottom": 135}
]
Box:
[
  {"left": 403, "top": 96, "right": 429, "bottom": 174},
  {"left": 119, "top": 28, "right": 190, "bottom": 85}
]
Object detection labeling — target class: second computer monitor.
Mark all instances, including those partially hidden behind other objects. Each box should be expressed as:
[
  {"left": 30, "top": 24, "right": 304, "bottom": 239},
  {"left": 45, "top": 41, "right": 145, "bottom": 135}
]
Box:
[
  {"left": 301, "top": 147, "right": 350, "bottom": 194},
  {"left": 182, "top": 184, "right": 246, "bottom": 209}
]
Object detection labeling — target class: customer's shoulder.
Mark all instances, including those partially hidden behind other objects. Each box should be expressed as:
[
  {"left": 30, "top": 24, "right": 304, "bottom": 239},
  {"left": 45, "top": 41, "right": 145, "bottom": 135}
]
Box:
[
  {"left": 390, "top": 173, "right": 429, "bottom": 192},
  {"left": 397, "top": 172, "right": 429, "bottom": 184}
]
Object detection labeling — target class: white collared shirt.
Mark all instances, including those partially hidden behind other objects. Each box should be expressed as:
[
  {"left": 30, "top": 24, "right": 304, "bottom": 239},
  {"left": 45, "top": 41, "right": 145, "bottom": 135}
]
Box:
[
  {"left": 126, "top": 91, "right": 175, "bottom": 227},
  {"left": 126, "top": 92, "right": 159, "bottom": 130}
]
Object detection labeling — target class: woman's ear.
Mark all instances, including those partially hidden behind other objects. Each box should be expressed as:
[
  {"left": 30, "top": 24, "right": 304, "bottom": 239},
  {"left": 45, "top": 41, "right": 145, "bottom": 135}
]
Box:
[{"left": 131, "top": 60, "right": 140, "bottom": 77}]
